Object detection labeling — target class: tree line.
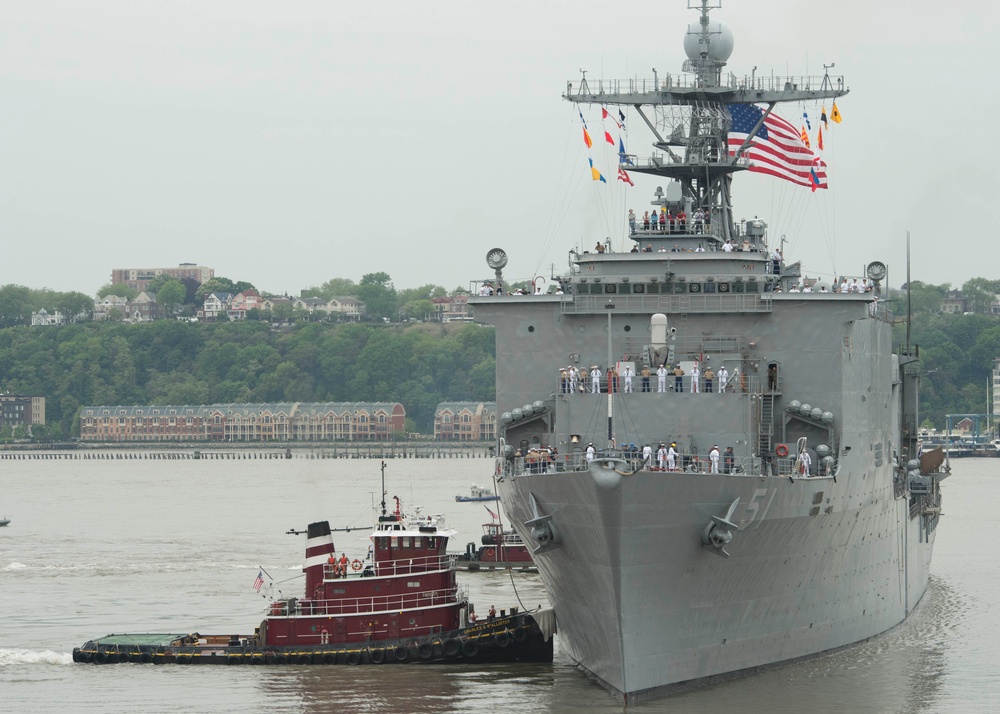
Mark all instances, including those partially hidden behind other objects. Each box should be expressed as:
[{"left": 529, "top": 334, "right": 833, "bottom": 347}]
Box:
[{"left": 0, "top": 320, "right": 496, "bottom": 440}]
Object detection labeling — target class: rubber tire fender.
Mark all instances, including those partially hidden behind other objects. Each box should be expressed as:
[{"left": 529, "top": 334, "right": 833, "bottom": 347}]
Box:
[
  {"left": 512, "top": 627, "right": 528, "bottom": 643},
  {"left": 417, "top": 643, "right": 434, "bottom": 660},
  {"left": 461, "top": 640, "right": 479, "bottom": 658},
  {"left": 442, "top": 639, "right": 462, "bottom": 657},
  {"left": 494, "top": 632, "right": 511, "bottom": 648},
  {"left": 368, "top": 648, "right": 386, "bottom": 664},
  {"left": 393, "top": 645, "right": 409, "bottom": 662}
]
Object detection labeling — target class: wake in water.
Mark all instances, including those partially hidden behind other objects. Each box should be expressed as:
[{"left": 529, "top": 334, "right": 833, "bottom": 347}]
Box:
[{"left": 0, "top": 648, "right": 73, "bottom": 666}]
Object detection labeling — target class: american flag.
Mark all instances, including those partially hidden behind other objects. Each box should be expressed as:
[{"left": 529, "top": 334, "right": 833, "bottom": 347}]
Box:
[
  {"left": 727, "top": 104, "right": 828, "bottom": 190},
  {"left": 253, "top": 570, "right": 264, "bottom": 592}
]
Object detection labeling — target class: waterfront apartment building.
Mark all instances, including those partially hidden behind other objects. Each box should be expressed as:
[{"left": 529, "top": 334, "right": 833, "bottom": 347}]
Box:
[
  {"left": 0, "top": 394, "right": 46, "bottom": 429},
  {"left": 79, "top": 402, "right": 405, "bottom": 443},
  {"left": 433, "top": 402, "right": 496, "bottom": 441},
  {"left": 111, "top": 263, "right": 215, "bottom": 293}
]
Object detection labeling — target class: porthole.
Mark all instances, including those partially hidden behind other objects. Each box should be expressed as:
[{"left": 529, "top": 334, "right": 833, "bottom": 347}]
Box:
[
  {"left": 624, "top": 325, "right": 631, "bottom": 332},
  {"left": 528, "top": 326, "right": 535, "bottom": 332}
]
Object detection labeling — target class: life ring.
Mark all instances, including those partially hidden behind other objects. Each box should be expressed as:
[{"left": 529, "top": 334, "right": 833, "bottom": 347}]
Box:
[
  {"left": 351, "top": 559, "right": 363, "bottom": 571},
  {"left": 485, "top": 548, "right": 495, "bottom": 557},
  {"left": 775, "top": 443, "right": 789, "bottom": 457}
]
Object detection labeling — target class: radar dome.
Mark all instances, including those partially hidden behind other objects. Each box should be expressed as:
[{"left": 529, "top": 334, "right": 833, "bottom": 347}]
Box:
[{"left": 683, "top": 22, "right": 735, "bottom": 62}]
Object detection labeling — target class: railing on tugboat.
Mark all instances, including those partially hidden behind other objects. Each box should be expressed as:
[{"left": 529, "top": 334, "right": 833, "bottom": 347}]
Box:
[
  {"left": 279, "top": 584, "right": 468, "bottom": 618},
  {"left": 323, "top": 554, "right": 456, "bottom": 581}
]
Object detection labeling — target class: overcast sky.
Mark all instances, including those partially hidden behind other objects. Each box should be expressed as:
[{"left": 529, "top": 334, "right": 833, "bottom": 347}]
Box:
[{"left": 1, "top": 1, "right": 994, "bottom": 297}]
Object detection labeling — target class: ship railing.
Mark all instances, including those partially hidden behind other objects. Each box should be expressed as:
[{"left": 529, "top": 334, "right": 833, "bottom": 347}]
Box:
[
  {"left": 565, "top": 73, "right": 846, "bottom": 97},
  {"left": 506, "top": 450, "right": 836, "bottom": 479},
  {"left": 298, "top": 586, "right": 461, "bottom": 617},
  {"left": 561, "top": 294, "right": 773, "bottom": 314}
]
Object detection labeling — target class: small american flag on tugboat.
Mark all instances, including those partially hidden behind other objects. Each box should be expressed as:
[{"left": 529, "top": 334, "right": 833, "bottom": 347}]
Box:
[{"left": 253, "top": 570, "right": 264, "bottom": 592}]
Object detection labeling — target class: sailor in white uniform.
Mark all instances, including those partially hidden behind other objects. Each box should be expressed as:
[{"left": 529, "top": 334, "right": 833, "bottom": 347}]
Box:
[
  {"left": 717, "top": 366, "right": 729, "bottom": 394},
  {"left": 586, "top": 443, "right": 596, "bottom": 462},
  {"left": 656, "top": 364, "right": 668, "bottom": 393},
  {"left": 667, "top": 443, "right": 678, "bottom": 471},
  {"left": 709, "top": 445, "right": 720, "bottom": 474},
  {"left": 622, "top": 365, "right": 634, "bottom": 393},
  {"left": 642, "top": 443, "right": 653, "bottom": 466},
  {"left": 690, "top": 364, "right": 700, "bottom": 393},
  {"left": 590, "top": 366, "right": 602, "bottom": 394},
  {"left": 657, "top": 444, "right": 668, "bottom": 470}
]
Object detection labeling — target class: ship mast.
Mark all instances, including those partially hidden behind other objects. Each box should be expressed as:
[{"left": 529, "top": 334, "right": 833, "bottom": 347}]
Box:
[{"left": 563, "top": 0, "right": 849, "bottom": 246}]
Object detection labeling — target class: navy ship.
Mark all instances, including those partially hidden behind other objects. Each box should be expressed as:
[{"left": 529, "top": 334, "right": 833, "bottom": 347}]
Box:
[{"left": 470, "top": 0, "right": 947, "bottom": 702}]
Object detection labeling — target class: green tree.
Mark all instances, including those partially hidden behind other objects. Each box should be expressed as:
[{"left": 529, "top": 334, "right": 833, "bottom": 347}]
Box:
[
  {"left": 97, "top": 283, "right": 139, "bottom": 301},
  {"left": 55, "top": 291, "right": 95, "bottom": 322},
  {"left": 194, "top": 277, "right": 238, "bottom": 305},
  {"left": 303, "top": 278, "right": 358, "bottom": 300},
  {"left": 0, "top": 284, "right": 33, "bottom": 327},
  {"left": 357, "top": 272, "right": 397, "bottom": 321},
  {"left": 156, "top": 280, "right": 186, "bottom": 315},
  {"left": 962, "top": 277, "right": 996, "bottom": 314}
]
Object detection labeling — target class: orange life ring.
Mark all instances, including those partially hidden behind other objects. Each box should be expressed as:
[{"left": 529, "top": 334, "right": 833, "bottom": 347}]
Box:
[
  {"left": 486, "top": 548, "right": 496, "bottom": 557},
  {"left": 351, "top": 559, "right": 363, "bottom": 571},
  {"left": 775, "top": 444, "right": 789, "bottom": 457}
]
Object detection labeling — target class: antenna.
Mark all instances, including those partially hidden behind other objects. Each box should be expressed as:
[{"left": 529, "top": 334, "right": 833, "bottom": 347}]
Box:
[
  {"left": 380, "top": 460, "right": 387, "bottom": 517},
  {"left": 906, "top": 232, "right": 912, "bottom": 353}
]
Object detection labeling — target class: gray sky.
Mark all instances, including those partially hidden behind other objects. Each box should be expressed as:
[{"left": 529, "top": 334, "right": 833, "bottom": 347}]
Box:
[{"left": 1, "top": 1, "right": 994, "bottom": 297}]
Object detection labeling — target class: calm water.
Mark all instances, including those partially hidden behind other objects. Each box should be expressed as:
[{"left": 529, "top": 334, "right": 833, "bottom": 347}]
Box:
[{"left": 1, "top": 453, "right": 998, "bottom": 713}]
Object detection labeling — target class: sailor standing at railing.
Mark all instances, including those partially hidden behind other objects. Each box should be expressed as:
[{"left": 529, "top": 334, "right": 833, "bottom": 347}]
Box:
[
  {"left": 656, "top": 364, "right": 668, "bottom": 393},
  {"left": 709, "top": 446, "right": 721, "bottom": 474},
  {"left": 717, "top": 366, "right": 729, "bottom": 394},
  {"left": 657, "top": 443, "right": 668, "bottom": 470},
  {"left": 690, "top": 364, "right": 700, "bottom": 393},
  {"left": 642, "top": 443, "right": 653, "bottom": 465},
  {"left": 586, "top": 443, "right": 596, "bottom": 462},
  {"left": 590, "top": 365, "right": 602, "bottom": 394},
  {"left": 667, "top": 443, "right": 678, "bottom": 471},
  {"left": 623, "top": 365, "right": 634, "bottom": 393}
]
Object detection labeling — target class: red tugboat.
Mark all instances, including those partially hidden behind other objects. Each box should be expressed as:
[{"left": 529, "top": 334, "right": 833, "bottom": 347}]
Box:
[
  {"left": 73, "top": 463, "right": 553, "bottom": 666},
  {"left": 456, "top": 514, "right": 536, "bottom": 572}
]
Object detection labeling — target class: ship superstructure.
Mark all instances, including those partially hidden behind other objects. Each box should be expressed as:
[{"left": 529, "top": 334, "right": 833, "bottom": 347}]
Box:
[{"left": 470, "top": 0, "right": 947, "bottom": 702}]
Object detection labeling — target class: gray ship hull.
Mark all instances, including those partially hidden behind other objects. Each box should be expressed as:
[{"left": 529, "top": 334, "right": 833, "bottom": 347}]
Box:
[{"left": 498, "top": 468, "right": 936, "bottom": 698}]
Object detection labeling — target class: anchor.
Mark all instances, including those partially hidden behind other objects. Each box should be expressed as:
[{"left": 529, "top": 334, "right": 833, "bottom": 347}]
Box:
[
  {"left": 701, "top": 498, "right": 740, "bottom": 558},
  {"left": 525, "top": 492, "right": 561, "bottom": 555}
]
